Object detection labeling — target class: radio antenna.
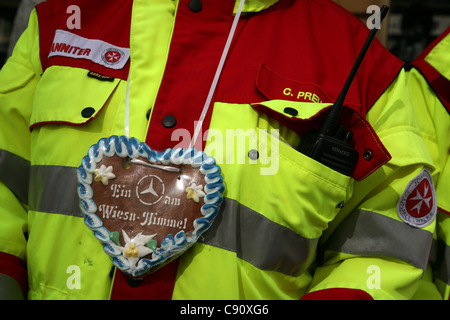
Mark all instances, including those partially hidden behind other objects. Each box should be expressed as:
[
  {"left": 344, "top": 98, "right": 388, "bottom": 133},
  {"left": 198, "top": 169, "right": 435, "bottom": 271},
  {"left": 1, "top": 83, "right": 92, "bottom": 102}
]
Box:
[
  {"left": 320, "top": 5, "right": 390, "bottom": 135},
  {"left": 297, "top": 5, "right": 390, "bottom": 176}
]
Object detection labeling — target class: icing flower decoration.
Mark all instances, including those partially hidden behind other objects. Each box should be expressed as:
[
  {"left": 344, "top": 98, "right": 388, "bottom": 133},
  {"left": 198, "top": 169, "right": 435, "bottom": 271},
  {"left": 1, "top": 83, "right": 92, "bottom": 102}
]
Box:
[
  {"left": 93, "top": 165, "right": 116, "bottom": 185},
  {"left": 120, "top": 230, "right": 157, "bottom": 267},
  {"left": 185, "top": 183, "right": 205, "bottom": 203}
]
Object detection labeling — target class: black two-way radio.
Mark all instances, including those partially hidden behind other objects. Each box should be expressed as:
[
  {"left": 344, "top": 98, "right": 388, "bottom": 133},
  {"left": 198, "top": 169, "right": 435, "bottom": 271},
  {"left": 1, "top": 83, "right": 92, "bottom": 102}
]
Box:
[{"left": 297, "top": 5, "right": 390, "bottom": 176}]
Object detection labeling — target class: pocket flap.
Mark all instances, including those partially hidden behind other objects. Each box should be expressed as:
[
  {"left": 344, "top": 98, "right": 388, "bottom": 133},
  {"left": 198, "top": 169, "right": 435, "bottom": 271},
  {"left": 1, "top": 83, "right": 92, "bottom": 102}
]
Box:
[
  {"left": 256, "top": 63, "right": 333, "bottom": 104},
  {"left": 0, "top": 59, "right": 35, "bottom": 94},
  {"left": 251, "top": 100, "right": 391, "bottom": 181},
  {"left": 30, "top": 66, "right": 121, "bottom": 129}
]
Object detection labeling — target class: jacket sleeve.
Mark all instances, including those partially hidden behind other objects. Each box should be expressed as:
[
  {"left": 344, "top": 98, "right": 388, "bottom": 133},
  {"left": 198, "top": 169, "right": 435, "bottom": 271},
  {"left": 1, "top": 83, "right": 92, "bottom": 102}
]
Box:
[
  {"left": 407, "top": 28, "right": 450, "bottom": 300},
  {"left": 302, "top": 68, "right": 437, "bottom": 300},
  {"left": 0, "top": 9, "right": 42, "bottom": 299}
]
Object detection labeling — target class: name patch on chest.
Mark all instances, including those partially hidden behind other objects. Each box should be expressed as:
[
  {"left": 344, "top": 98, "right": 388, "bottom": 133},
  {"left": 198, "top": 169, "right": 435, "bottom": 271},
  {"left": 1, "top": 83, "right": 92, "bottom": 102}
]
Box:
[{"left": 48, "top": 29, "right": 130, "bottom": 70}]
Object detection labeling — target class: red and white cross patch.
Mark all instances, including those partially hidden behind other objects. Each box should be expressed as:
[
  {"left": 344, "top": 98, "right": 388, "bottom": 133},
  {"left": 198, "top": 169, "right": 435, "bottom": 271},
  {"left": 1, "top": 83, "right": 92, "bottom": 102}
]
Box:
[{"left": 398, "top": 169, "right": 437, "bottom": 228}]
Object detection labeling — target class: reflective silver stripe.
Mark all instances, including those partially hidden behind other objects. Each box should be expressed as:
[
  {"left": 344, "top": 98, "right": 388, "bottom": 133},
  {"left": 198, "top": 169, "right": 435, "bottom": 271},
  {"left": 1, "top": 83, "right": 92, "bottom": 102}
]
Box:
[
  {"left": 200, "top": 198, "right": 319, "bottom": 276},
  {"left": 0, "top": 149, "right": 30, "bottom": 204},
  {"left": 29, "top": 165, "right": 83, "bottom": 217},
  {"left": 324, "top": 209, "right": 433, "bottom": 271},
  {"left": 30, "top": 165, "right": 319, "bottom": 276}
]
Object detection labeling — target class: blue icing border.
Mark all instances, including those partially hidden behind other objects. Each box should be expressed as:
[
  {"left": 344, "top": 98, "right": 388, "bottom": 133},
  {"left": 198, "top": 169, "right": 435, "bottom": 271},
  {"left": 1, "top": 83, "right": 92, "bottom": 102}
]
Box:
[{"left": 77, "top": 135, "right": 224, "bottom": 278}]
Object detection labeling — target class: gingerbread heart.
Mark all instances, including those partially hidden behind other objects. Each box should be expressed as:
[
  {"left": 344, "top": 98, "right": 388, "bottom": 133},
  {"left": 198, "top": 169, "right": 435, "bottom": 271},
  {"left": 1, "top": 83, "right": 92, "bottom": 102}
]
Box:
[{"left": 77, "top": 136, "right": 224, "bottom": 279}]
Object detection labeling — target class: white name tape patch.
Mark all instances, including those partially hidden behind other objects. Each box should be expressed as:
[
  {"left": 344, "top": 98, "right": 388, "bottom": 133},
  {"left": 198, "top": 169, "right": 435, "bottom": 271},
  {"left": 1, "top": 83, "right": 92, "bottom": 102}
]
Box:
[{"left": 48, "top": 29, "right": 130, "bottom": 70}]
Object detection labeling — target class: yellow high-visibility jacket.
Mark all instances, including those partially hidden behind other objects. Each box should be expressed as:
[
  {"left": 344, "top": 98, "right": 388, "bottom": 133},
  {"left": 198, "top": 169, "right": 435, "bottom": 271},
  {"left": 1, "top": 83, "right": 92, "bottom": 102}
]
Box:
[
  {"left": 407, "top": 27, "right": 450, "bottom": 300},
  {"left": 0, "top": 0, "right": 437, "bottom": 300}
]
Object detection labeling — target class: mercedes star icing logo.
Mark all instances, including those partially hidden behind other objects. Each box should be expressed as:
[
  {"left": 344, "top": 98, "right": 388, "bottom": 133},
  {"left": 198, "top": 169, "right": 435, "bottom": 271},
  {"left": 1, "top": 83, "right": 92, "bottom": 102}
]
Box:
[{"left": 136, "top": 175, "right": 165, "bottom": 205}]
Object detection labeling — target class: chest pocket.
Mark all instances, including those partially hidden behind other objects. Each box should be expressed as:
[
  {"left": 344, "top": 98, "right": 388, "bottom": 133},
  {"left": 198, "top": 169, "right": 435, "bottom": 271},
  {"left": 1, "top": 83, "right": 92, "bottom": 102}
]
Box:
[
  {"left": 252, "top": 100, "right": 391, "bottom": 182},
  {"left": 30, "top": 65, "right": 121, "bottom": 130},
  {"left": 252, "top": 64, "right": 391, "bottom": 181}
]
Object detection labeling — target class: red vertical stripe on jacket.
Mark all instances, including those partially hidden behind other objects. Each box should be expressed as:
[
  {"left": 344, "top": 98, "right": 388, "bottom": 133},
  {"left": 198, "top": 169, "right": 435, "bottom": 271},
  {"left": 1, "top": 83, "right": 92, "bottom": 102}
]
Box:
[
  {"left": 113, "top": 0, "right": 237, "bottom": 299},
  {"left": 145, "top": 0, "right": 236, "bottom": 151}
]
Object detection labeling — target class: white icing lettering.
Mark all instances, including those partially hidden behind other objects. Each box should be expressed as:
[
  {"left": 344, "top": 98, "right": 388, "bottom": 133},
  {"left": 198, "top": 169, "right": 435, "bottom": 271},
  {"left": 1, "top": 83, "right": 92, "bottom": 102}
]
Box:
[
  {"left": 99, "top": 204, "right": 136, "bottom": 222},
  {"left": 111, "top": 184, "right": 131, "bottom": 199},
  {"left": 164, "top": 195, "right": 181, "bottom": 206},
  {"left": 141, "top": 211, "right": 187, "bottom": 230}
]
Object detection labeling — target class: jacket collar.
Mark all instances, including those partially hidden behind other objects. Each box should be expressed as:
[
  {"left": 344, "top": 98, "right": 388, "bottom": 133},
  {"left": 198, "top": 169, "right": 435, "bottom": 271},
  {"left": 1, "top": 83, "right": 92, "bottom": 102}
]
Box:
[{"left": 233, "top": 0, "right": 279, "bottom": 14}]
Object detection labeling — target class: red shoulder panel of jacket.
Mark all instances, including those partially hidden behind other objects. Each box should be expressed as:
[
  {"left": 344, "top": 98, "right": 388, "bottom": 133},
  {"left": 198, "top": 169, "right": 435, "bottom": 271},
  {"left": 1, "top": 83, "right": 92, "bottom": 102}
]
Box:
[
  {"left": 411, "top": 27, "right": 450, "bottom": 113},
  {"left": 36, "top": 0, "right": 132, "bottom": 80},
  {"left": 217, "top": 0, "right": 404, "bottom": 113}
]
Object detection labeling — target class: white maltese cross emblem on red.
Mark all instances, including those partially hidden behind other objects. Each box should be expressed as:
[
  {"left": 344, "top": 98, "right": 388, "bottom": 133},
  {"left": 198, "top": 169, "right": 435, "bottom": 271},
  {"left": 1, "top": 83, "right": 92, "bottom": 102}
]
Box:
[
  {"left": 398, "top": 169, "right": 437, "bottom": 228},
  {"left": 102, "top": 48, "right": 124, "bottom": 65}
]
